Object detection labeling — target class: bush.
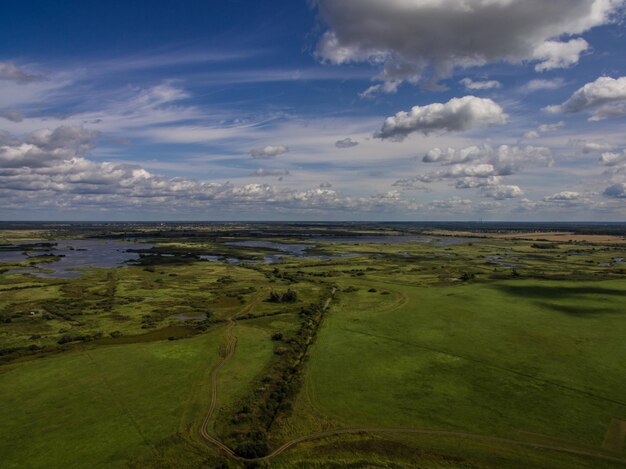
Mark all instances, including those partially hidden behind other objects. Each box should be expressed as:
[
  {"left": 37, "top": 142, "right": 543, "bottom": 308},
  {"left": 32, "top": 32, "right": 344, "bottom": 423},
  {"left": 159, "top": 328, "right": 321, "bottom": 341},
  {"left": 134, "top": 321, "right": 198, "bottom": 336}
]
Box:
[
  {"left": 281, "top": 289, "right": 297, "bottom": 303},
  {"left": 234, "top": 440, "right": 267, "bottom": 458},
  {"left": 268, "top": 289, "right": 297, "bottom": 303},
  {"left": 268, "top": 291, "right": 281, "bottom": 303},
  {"left": 460, "top": 272, "right": 475, "bottom": 282}
]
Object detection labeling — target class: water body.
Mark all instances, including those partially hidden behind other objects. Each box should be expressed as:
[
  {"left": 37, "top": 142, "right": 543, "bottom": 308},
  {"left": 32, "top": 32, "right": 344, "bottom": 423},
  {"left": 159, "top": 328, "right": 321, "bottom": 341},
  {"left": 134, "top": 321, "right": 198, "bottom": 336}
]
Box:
[
  {"left": 0, "top": 239, "right": 151, "bottom": 279},
  {"left": 485, "top": 255, "right": 527, "bottom": 268},
  {"left": 1, "top": 235, "right": 483, "bottom": 277},
  {"left": 225, "top": 240, "right": 362, "bottom": 263},
  {"left": 226, "top": 240, "right": 314, "bottom": 256}
]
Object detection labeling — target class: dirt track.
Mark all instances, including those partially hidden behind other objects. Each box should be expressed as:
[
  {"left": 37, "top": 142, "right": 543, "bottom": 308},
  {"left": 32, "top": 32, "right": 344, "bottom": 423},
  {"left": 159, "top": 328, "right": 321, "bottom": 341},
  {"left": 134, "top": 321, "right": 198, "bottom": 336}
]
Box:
[
  {"left": 199, "top": 300, "right": 257, "bottom": 457},
  {"left": 198, "top": 290, "right": 626, "bottom": 466}
]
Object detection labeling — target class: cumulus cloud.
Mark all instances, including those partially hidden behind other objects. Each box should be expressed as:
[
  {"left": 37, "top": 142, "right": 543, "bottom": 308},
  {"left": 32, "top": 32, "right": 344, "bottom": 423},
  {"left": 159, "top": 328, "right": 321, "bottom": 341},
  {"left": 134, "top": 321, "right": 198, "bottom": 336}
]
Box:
[
  {"left": 545, "top": 76, "right": 626, "bottom": 120},
  {"left": 335, "top": 137, "right": 359, "bottom": 148},
  {"left": 538, "top": 121, "right": 565, "bottom": 133},
  {"left": 481, "top": 184, "right": 524, "bottom": 200},
  {"left": 0, "top": 126, "right": 431, "bottom": 214},
  {"left": 427, "top": 197, "right": 472, "bottom": 211},
  {"left": 518, "top": 191, "right": 599, "bottom": 210},
  {"left": 0, "top": 126, "right": 99, "bottom": 169},
  {"left": 0, "top": 61, "right": 42, "bottom": 84},
  {"left": 421, "top": 144, "right": 552, "bottom": 171},
  {"left": 582, "top": 141, "right": 615, "bottom": 153},
  {"left": 313, "top": 0, "right": 622, "bottom": 92},
  {"left": 460, "top": 78, "right": 501, "bottom": 90},
  {"left": 525, "top": 121, "right": 565, "bottom": 138},
  {"left": 249, "top": 145, "right": 290, "bottom": 158},
  {"left": 600, "top": 150, "right": 626, "bottom": 166},
  {"left": 375, "top": 96, "right": 507, "bottom": 141},
  {"left": 604, "top": 183, "right": 626, "bottom": 198},
  {"left": 392, "top": 178, "right": 431, "bottom": 191},
  {"left": 543, "top": 191, "right": 582, "bottom": 202},
  {"left": 531, "top": 38, "right": 590, "bottom": 72},
  {"left": 398, "top": 144, "right": 550, "bottom": 199}
]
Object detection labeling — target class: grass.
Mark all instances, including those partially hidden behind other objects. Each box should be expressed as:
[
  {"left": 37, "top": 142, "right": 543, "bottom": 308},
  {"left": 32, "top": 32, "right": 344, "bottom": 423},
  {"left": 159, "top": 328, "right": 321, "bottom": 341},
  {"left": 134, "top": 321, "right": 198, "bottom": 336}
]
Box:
[
  {"left": 2, "top": 227, "right": 626, "bottom": 467},
  {"left": 0, "top": 331, "right": 223, "bottom": 468},
  {"left": 276, "top": 277, "right": 626, "bottom": 466}
]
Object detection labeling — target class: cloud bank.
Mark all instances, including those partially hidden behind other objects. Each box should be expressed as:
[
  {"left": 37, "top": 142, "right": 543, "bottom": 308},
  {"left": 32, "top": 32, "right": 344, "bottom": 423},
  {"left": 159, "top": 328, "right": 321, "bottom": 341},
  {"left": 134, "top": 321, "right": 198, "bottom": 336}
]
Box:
[{"left": 314, "top": 0, "right": 623, "bottom": 92}]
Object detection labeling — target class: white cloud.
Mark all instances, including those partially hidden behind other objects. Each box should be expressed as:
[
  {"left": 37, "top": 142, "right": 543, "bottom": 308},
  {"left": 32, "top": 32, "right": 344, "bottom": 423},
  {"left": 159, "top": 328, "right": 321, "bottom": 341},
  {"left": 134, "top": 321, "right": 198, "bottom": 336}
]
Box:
[
  {"left": 538, "top": 121, "right": 565, "bottom": 133},
  {"left": 375, "top": 96, "right": 507, "bottom": 141},
  {"left": 0, "top": 126, "right": 427, "bottom": 214},
  {"left": 427, "top": 197, "right": 472, "bottom": 212},
  {"left": 421, "top": 144, "right": 552, "bottom": 171},
  {"left": 520, "top": 78, "right": 566, "bottom": 93},
  {"left": 335, "top": 137, "right": 359, "bottom": 148},
  {"left": 524, "top": 121, "right": 565, "bottom": 139},
  {"left": 545, "top": 76, "right": 626, "bottom": 120},
  {"left": 460, "top": 78, "right": 501, "bottom": 90},
  {"left": 0, "top": 61, "right": 42, "bottom": 83},
  {"left": 399, "top": 144, "right": 551, "bottom": 199},
  {"left": 252, "top": 168, "right": 290, "bottom": 177},
  {"left": 249, "top": 145, "right": 290, "bottom": 158},
  {"left": 600, "top": 150, "right": 626, "bottom": 166},
  {"left": 582, "top": 141, "right": 615, "bottom": 153},
  {"left": 0, "top": 126, "right": 99, "bottom": 169},
  {"left": 481, "top": 184, "right": 524, "bottom": 200},
  {"left": 314, "top": 0, "right": 622, "bottom": 92},
  {"left": 543, "top": 191, "right": 582, "bottom": 202},
  {"left": 532, "top": 38, "right": 590, "bottom": 72},
  {"left": 0, "top": 110, "right": 23, "bottom": 123},
  {"left": 359, "top": 81, "right": 403, "bottom": 98}
]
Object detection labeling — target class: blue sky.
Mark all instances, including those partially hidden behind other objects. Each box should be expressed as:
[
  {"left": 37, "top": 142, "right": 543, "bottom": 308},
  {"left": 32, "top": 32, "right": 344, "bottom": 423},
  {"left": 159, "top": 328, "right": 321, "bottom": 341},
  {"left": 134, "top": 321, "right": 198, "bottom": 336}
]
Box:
[{"left": 1, "top": 0, "right": 626, "bottom": 221}]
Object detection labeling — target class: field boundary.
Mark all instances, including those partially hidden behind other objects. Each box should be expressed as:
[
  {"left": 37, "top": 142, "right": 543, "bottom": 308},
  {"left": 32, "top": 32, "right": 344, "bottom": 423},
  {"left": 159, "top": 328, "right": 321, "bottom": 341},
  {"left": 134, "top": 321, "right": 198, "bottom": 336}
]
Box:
[{"left": 604, "top": 419, "right": 626, "bottom": 453}]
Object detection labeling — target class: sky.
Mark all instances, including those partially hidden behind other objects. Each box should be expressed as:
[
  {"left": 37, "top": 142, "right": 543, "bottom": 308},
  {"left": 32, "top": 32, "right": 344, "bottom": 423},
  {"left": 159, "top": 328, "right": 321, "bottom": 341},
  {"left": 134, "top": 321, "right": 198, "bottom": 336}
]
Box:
[{"left": 1, "top": 0, "right": 626, "bottom": 221}]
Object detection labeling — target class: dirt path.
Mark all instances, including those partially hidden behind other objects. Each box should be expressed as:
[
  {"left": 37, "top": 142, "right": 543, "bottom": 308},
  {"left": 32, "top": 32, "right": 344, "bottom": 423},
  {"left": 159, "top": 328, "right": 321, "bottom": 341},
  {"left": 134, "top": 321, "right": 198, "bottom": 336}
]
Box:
[
  {"left": 198, "top": 299, "right": 259, "bottom": 455},
  {"left": 198, "top": 288, "right": 626, "bottom": 466},
  {"left": 198, "top": 288, "right": 334, "bottom": 457}
]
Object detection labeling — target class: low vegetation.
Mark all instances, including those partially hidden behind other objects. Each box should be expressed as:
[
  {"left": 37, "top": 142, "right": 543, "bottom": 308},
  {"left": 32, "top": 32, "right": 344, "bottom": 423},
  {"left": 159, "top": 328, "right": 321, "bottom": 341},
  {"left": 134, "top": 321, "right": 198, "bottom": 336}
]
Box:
[{"left": 1, "top": 222, "right": 625, "bottom": 468}]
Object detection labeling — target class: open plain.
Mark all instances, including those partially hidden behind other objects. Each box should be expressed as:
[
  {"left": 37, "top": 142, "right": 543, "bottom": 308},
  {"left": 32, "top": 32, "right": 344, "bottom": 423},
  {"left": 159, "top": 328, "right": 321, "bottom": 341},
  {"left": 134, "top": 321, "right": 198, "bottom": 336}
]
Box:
[{"left": 1, "top": 222, "right": 626, "bottom": 468}]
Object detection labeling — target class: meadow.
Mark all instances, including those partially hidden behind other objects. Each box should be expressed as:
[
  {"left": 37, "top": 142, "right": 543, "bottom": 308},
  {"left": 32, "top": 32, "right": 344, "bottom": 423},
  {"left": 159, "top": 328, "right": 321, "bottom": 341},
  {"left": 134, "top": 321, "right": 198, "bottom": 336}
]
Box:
[{"left": 1, "top": 223, "right": 625, "bottom": 467}]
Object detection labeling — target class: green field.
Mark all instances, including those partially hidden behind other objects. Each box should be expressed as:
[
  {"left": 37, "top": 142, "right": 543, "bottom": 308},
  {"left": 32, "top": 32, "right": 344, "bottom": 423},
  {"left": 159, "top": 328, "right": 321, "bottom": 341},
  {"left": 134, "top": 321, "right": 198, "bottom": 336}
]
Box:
[{"left": 1, "top": 225, "right": 626, "bottom": 467}]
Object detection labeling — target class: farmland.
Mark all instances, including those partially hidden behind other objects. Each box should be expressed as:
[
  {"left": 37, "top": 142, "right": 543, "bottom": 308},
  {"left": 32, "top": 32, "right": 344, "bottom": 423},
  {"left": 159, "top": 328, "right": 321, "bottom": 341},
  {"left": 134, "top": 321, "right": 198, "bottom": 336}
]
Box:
[{"left": 1, "top": 222, "right": 626, "bottom": 468}]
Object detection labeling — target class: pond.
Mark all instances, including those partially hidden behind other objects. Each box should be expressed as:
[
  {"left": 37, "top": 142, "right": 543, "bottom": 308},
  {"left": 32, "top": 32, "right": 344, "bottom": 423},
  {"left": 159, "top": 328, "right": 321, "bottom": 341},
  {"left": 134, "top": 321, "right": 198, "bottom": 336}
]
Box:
[
  {"left": 0, "top": 239, "right": 152, "bottom": 279},
  {"left": 1, "top": 234, "right": 483, "bottom": 278}
]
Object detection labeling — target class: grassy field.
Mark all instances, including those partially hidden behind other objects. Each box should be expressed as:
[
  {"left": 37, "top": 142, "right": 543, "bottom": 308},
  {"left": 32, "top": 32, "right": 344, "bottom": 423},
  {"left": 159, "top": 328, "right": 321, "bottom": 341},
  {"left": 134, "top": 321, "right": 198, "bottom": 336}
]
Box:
[
  {"left": 1, "top": 225, "right": 626, "bottom": 467},
  {"left": 0, "top": 331, "right": 225, "bottom": 468},
  {"left": 273, "top": 278, "right": 626, "bottom": 465}
]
